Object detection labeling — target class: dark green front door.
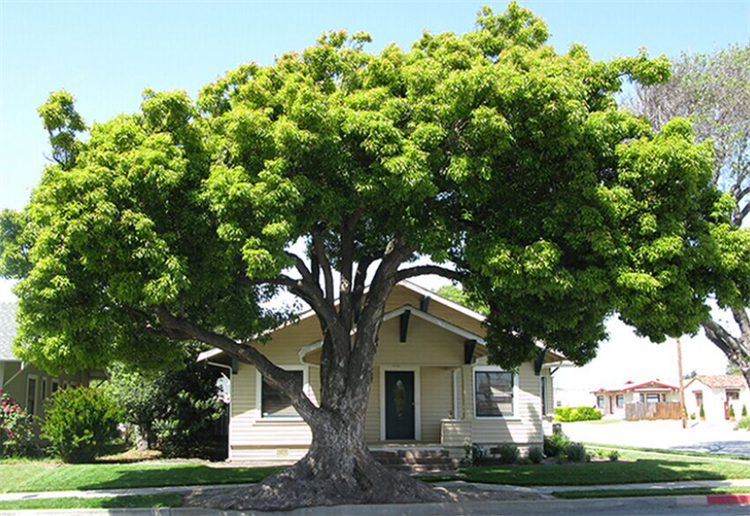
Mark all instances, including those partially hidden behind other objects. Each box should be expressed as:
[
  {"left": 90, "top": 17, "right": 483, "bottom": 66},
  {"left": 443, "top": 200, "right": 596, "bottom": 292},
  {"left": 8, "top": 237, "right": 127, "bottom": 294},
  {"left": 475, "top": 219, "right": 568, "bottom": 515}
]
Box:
[{"left": 385, "top": 371, "right": 415, "bottom": 440}]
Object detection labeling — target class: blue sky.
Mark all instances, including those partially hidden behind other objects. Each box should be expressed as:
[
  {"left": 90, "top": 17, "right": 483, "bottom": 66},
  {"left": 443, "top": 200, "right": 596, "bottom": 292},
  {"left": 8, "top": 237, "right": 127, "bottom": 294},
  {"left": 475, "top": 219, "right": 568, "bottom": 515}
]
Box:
[
  {"left": 1, "top": 1, "right": 748, "bottom": 211},
  {"left": 0, "top": 1, "right": 748, "bottom": 386}
]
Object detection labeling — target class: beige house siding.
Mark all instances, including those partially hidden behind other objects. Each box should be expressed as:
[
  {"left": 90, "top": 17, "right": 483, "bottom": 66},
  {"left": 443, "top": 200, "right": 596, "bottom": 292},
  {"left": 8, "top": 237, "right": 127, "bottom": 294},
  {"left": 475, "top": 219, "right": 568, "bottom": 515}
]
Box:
[
  {"left": 1, "top": 362, "right": 87, "bottom": 420},
  {"left": 226, "top": 284, "right": 550, "bottom": 460}
]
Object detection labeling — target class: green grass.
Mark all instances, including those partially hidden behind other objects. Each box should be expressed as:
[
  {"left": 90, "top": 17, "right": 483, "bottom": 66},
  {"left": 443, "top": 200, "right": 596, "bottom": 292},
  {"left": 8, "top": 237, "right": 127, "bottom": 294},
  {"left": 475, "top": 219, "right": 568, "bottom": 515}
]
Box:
[
  {"left": 431, "top": 451, "right": 750, "bottom": 487},
  {"left": 553, "top": 487, "right": 750, "bottom": 499},
  {"left": 0, "top": 462, "right": 280, "bottom": 494},
  {"left": 0, "top": 494, "right": 182, "bottom": 510},
  {"left": 584, "top": 444, "right": 750, "bottom": 462}
]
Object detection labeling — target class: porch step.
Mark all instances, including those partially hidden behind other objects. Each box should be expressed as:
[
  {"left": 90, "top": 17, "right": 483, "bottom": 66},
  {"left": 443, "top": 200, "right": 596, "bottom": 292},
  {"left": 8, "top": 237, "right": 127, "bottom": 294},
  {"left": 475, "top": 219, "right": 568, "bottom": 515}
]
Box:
[{"left": 372, "top": 449, "right": 456, "bottom": 476}]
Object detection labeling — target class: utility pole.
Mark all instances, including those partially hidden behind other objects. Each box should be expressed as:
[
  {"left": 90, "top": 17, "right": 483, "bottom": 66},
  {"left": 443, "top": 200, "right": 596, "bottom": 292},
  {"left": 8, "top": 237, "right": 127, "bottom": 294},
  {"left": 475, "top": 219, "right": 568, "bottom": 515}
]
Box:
[{"left": 677, "top": 338, "right": 687, "bottom": 429}]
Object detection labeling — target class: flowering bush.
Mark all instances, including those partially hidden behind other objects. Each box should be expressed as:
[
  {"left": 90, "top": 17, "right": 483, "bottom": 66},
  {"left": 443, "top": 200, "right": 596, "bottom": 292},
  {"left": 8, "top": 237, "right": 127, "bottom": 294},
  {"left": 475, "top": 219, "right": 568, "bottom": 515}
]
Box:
[{"left": 0, "top": 390, "right": 36, "bottom": 458}]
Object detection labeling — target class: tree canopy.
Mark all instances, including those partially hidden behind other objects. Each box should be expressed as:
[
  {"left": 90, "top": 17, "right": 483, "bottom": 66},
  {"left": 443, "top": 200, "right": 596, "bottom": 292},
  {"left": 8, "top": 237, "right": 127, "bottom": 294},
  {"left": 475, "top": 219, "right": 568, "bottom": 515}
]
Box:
[{"left": 1, "top": 2, "right": 748, "bottom": 376}]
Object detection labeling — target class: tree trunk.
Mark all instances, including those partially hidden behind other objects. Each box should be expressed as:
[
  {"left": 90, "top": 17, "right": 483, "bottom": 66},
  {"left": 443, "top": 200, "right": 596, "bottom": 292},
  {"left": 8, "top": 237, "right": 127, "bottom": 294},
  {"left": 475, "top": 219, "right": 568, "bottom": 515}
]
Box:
[{"left": 189, "top": 409, "right": 443, "bottom": 511}]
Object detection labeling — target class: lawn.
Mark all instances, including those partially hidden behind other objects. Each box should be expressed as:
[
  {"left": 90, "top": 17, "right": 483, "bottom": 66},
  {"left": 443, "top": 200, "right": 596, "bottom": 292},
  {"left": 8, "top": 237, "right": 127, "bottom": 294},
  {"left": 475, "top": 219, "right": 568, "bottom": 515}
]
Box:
[
  {"left": 433, "top": 451, "right": 750, "bottom": 486},
  {"left": 0, "top": 494, "right": 182, "bottom": 510},
  {"left": 585, "top": 443, "right": 750, "bottom": 462},
  {"left": 2, "top": 450, "right": 749, "bottom": 495},
  {"left": 0, "top": 461, "right": 280, "bottom": 494},
  {"left": 553, "top": 487, "right": 750, "bottom": 499}
]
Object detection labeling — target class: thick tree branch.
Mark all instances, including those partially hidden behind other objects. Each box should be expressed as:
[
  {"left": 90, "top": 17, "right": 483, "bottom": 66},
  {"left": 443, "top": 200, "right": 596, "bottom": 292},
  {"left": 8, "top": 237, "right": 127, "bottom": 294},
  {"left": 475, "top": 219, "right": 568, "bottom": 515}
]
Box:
[
  {"left": 395, "top": 264, "right": 464, "bottom": 283},
  {"left": 701, "top": 318, "right": 740, "bottom": 359},
  {"left": 311, "top": 227, "right": 334, "bottom": 302},
  {"left": 152, "top": 304, "right": 318, "bottom": 420}
]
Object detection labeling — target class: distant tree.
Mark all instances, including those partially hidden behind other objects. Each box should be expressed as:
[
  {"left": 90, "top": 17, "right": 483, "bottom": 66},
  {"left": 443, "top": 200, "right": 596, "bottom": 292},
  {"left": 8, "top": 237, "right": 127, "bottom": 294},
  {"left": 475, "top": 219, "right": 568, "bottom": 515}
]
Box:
[
  {"left": 2, "top": 4, "right": 749, "bottom": 510},
  {"left": 434, "top": 284, "right": 488, "bottom": 316},
  {"left": 683, "top": 370, "right": 698, "bottom": 380},
  {"left": 727, "top": 363, "right": 742, "bottom": 376},
  {"left": 630, "top": 45, "right": 750, "bottom": 389}
]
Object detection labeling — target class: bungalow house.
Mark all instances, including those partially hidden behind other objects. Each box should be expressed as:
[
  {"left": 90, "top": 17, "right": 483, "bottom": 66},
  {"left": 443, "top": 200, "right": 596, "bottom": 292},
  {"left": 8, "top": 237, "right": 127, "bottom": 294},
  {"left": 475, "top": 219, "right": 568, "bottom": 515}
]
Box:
[
  {"left": 0, "top": 302, "right": 96, "bottom": 419},
  {"left": 684, "top": 375, "right": 749, "bottom": 421},
  {"left": 592, "top": 380, "right": 680, "bottom": 418},
  {"left": 199, "top": 281, "right": 563, "bottom": 462}
]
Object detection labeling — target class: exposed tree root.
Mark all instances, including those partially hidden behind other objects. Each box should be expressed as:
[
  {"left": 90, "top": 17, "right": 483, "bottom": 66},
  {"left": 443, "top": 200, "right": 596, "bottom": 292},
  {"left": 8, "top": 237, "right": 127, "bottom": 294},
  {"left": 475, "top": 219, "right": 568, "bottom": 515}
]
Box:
[{"left": 186, "top": 453, "right": 445, "bottom": 511}]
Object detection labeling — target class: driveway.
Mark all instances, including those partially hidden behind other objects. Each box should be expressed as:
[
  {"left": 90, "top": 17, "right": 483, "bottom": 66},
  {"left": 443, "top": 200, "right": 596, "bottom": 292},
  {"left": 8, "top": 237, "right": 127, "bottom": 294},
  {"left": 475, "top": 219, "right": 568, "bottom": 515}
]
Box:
[{"left": 562, "top": 420, "right": 750, "bottom": 456}]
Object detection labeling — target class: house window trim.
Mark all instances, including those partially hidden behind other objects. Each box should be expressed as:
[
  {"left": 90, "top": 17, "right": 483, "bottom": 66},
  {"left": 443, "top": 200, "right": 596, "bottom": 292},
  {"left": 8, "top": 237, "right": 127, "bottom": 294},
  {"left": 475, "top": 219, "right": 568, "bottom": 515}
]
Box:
[
  {"left": 255, "top": 365, "right": 309, "bottom": 420},
  {"left": 26, "top": 374, "right": 39, "bottom": 416},
  {"left": 379, "top": 365, "right": 422, "bottom": 441},
  {"left": 473, "top": 366, "right": 519, "bottom": 420},
  {"left": 616, "top": 394, "right": 625, "bottom": 408}
]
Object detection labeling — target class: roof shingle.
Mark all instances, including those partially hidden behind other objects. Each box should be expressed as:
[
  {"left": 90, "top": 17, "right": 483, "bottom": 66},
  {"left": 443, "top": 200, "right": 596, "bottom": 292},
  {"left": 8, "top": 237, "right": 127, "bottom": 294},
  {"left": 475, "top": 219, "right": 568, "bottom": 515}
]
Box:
[{"left": 693, "top": 375, "right": 747, "bottom": 390}]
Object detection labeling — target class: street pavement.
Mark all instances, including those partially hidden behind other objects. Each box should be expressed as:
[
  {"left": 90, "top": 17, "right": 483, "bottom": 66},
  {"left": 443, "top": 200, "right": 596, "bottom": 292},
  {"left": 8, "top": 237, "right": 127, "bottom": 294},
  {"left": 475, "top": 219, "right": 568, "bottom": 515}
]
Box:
[{"left": 562, "top": 420, "right": 750, "bottom": 456}]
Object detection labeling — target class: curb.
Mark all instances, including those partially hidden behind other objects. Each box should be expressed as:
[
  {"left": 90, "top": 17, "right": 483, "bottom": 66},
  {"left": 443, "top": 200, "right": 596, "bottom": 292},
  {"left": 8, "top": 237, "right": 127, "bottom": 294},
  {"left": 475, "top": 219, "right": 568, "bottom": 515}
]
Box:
[{"left": 707, "top": 493, "right": 750, "bottom": 505}]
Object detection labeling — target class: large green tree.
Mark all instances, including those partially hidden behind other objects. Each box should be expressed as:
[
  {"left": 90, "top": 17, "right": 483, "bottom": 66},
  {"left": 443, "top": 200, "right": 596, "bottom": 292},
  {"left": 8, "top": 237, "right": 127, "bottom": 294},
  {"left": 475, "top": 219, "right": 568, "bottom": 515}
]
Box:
[
  {"left": 630, "top": 45, "right": 750, "bottom": 387},
  {"left": 2, "top": 4, "right": 749, "bottom": 509}
]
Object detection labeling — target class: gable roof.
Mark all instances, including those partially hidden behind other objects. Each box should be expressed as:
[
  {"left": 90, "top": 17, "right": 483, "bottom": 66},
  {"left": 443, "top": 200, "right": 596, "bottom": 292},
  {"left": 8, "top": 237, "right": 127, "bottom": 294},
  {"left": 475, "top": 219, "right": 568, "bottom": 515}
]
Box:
[
  {"left": 0, "top": 302, "right": 20, "bottom": 362},
  {"left": 593, "top": 380, "right": 678, "bottom": 394},
  {"left": 686, "top": 375, "right": 747, "bottom": 390},
  {"left": 198, "top": 280, "right": 566, "bottom": 364}
]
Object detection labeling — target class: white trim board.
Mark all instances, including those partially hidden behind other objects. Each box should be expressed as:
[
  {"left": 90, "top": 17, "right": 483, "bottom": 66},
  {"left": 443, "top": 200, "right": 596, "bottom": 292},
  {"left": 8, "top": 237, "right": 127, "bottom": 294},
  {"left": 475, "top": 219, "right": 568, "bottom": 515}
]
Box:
[{"left": 379, "top": 365, "right": 421, "bottom": 442}]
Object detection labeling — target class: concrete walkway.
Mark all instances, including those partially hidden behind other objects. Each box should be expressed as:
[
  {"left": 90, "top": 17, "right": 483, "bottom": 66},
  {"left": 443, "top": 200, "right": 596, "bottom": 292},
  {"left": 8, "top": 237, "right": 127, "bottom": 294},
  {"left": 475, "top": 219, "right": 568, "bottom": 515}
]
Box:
[
  {"left": 0, "top": 483, "right": 253, "bottom": 502},
  {"left": 530, "top": 478, "right": 750, "bottom": 494}
]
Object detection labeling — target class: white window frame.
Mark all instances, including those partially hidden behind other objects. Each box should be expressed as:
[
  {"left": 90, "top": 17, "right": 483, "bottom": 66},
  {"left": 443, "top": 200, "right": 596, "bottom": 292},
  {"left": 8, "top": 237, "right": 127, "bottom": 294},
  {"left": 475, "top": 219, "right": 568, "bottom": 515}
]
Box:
[
  {"left": 255, "top": 365, "right": 309, "bottom": 420},
  {"left": 26, "top": 374, "right": 39, "bottom": 415},
  {"left": 379, "top": 365, "right": 421, "bottom": 441},
  {"left": 472, "top": 366, "right": 519, "bottom": 420}
]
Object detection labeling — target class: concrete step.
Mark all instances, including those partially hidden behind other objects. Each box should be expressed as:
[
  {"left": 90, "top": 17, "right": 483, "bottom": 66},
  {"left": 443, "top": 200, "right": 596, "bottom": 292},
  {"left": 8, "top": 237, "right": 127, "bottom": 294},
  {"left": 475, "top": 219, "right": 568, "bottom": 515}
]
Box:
[{"left": 370, "top": 449, "right": 450, "bottom": 459}]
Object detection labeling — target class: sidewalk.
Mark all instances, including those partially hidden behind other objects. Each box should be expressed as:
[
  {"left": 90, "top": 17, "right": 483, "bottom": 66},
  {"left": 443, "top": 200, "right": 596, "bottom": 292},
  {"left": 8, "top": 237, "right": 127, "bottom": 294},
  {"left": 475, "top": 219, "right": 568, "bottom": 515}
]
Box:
[{"left": 3, "top": 478, "right": 750, "bottom": 502}]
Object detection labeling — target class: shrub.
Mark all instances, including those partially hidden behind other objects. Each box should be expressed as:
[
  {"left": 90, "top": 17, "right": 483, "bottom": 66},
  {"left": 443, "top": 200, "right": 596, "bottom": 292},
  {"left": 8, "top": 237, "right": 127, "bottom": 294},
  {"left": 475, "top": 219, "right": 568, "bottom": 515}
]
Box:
[
  {"left": 690, "top": 412, "right": 696, "bottom": 420},
  {"left": 700, "top": 404, "right": 705, "bottom": 419},
  {"left": 743, "top": 406, "right": 748, "bottom": 418},
  {"left": 543, "top": 432, "right": 571, "bottom": 457},
  {"left": 0, "top": 390, "right": 36, "bottom": 458},
  {"left": 608, "top": 450, "right": 620, "bottom": 462},
  {"left": 42, "top": 386, "right": 122, "bottom": 463},
  {"left": 729, "top": 405, "right": 736, "bottom": 420},
  {"left": 496, "top": 444, "right": 519, "bottom": 465},
  {"left": 566, "top": 442, "right": 587, "bottom": 462},
  {"left": 462, "top": 441, "right": 487, "bottom": 466},
  {"left": 528, "top": 446, "right": 544, "bottom": 464},
  {"left": 107, "top": 347, "right": 227, "bottom": 458},
  {"left": 736, "top": 416, "right": 750, "bottom": 431},
  {"left": 554, "top": 406, "right": 603, "bottom": 422}
]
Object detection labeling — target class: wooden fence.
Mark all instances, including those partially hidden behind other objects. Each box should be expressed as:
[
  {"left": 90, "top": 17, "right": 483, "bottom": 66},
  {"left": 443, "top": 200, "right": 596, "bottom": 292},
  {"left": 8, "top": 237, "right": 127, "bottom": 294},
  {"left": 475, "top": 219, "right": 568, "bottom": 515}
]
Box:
[{"left": 625, "top": 402, "right": 682, "bottom": 421}]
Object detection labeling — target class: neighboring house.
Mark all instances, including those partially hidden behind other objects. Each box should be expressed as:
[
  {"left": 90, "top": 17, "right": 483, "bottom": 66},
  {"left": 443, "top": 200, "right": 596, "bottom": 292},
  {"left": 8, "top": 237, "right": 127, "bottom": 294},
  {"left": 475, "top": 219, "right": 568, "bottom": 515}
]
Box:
[
  {"left": 684, "top": 375, "right": 749, "bottom": 421},
  {"left": 199, "top": 281, "right": 564, "bottom": 462},
  {"left": 592, "top": 380, "right": 680, "bottom": 418},
  {"left": 0, "top": 302, "right": 96, "bottom": 419}
]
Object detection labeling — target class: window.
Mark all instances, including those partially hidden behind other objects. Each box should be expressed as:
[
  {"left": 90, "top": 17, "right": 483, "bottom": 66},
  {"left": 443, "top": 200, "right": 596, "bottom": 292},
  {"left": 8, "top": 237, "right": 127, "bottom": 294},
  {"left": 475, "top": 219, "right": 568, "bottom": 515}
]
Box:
[
  {"left": 645, "top": 394, "right": 660, "bottom": 404},
  {"left": 41, "top": 378, "right": 47, "bottom": 400},
  {"left": 694, "top": 391, "right": 703, "bottom": 406},
  {"left": 261, "top": 370, "right": 304, "bottom": 418},
  {"left": 540, "top": 377, "right": 548, "bottom": 416},
  {"left": 474, "top": 369, "right": 514, "bottom": 417},
  {"left": 26, "top": 376, "right": 38, "bottom": 415},
  {"left": 616, "top": 394, "right": 624, "bottom": 408},
  {"left": 597, "top": 395, "right": 605, "bottom": 408},
  {"left": 726, "top": 389, "right": 740, "bottom": 401},
  {"left": 51, "top": 379, "right": 60, "bottom": 394}
]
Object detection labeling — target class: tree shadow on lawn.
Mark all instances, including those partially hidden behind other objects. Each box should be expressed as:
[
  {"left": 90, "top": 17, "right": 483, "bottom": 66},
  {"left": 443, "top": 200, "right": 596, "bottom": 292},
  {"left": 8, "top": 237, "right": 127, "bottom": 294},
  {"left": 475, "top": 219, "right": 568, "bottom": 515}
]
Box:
[
  {"left": 460, "top": 457, "right": 748, "bottom": 486},
  {"left": 65, "top": 464, "right": 283, "bottom": 492}
]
